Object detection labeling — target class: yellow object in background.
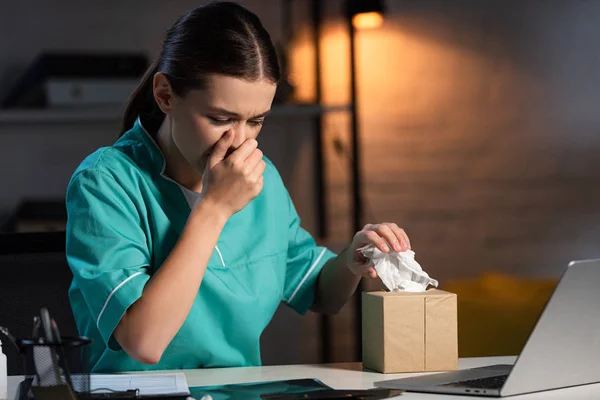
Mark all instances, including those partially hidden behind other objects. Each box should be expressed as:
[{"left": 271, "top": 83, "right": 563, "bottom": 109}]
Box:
[{"left": 443, "top": 273, "right": 557, "bottom": 358}]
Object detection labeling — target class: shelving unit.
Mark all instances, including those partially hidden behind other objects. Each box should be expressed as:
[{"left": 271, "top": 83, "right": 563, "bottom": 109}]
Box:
[{"left": 0, "top": 103, "right": 351, "bottom": 125}]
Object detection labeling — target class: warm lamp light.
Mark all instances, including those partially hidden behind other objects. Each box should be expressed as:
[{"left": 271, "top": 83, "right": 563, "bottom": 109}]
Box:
[
  {"left": 347, "top": 0, "right": 386, "bottom": 30},
  {"left": 352, "top": 11, "right": 384, "bottom": 29}
]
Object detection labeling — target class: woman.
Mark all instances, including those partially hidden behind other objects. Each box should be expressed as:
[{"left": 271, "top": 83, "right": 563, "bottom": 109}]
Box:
[{"left": 66, "top": 1, "right": 411, "bottom": 372}]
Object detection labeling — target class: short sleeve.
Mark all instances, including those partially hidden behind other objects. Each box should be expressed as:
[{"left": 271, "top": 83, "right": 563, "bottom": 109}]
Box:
[
  {"left": 282, "top": 194, "right": 336, "bottom": 314},
  {"left": 66, "top": 169, "right": 151, "bottom": 349}
]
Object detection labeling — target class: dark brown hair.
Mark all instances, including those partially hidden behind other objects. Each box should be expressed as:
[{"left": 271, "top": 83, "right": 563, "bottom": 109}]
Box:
[{"left": 121, "top": 1, "right": 280, "bottom": 135}]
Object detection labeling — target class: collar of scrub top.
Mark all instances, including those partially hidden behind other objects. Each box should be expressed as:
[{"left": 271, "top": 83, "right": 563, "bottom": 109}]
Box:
[
  {"left": 135, "top": 117, "right": 227, "bottom": 268},
  {"left": 135, "top": 117, "right": 178, "bottom": 181}
]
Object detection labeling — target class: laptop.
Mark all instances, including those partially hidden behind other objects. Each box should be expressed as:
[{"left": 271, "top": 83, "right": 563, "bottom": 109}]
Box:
[{"left": 374, "top": 258, "right": 600, "bottom": 397}]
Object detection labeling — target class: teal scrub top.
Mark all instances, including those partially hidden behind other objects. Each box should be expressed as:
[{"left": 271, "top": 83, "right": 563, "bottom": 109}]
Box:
[{"left": 65, "top": 119, "right": 336, "bottom": 372}]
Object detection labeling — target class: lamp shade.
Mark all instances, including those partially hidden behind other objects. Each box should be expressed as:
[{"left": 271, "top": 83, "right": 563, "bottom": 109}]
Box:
[
  {"left": 347, "top": 0, "right": 385, "bottom": 16},
  {"left": 347, "top": 0, "right": 386, "bottom": 29}
]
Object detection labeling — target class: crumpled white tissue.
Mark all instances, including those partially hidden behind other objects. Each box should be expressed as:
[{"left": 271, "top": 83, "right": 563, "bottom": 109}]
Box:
[{"left": 359, "top": 244, "right": 438, "bottom": 292}]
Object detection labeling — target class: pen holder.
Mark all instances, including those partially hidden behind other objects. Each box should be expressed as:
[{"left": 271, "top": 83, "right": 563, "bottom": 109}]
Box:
[{"left": 16, "top": 337, "right": 92, "bottom": 400}]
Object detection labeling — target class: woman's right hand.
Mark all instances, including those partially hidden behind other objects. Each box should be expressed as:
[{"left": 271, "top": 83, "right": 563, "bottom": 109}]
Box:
[{"left": 201, "top": 131, "right": 266, "bottom": 217}]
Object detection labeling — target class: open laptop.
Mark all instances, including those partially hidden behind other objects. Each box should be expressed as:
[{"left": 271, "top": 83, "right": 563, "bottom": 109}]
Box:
[{"left": 374, "top": 258, "right": 600, "bottom": 397}]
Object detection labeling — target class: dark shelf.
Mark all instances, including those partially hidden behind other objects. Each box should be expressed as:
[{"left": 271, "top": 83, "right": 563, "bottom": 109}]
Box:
[{"left": 0, "top": 104, "right": 351, "bottom": 125}]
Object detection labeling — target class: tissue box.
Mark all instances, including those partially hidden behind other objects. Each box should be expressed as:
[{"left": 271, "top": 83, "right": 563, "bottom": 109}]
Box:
[{"left": 362, "top": 289, "right": 458, "bottom": 373}]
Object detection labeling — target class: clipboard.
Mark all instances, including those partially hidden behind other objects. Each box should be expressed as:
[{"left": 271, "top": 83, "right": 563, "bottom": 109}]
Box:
[{"left": 18, "top": 378, "right": 193, "bottom": 400}]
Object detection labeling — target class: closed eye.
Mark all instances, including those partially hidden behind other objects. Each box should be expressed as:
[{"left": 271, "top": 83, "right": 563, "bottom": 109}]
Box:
[
  {"left": 248, "top": 119, "right": 264, "bottom": 127},
  {"left": 208, "top": 116, "right": 232, "bottom": 126}
]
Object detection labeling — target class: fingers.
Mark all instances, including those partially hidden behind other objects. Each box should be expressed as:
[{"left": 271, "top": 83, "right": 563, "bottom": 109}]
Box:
[
  {"left": 227, "top": 138, "right": 258, "bottom": 165},
  {"left": 208, "top": 130, "right": 235, "bottom": 168},
  {"left": 380, "top": 223, "right": 410, "bottom": 251},
  {"left": 245, "top": 148, "right": 264, "bottom": 172},
  {"left": 375, "top": 224, "right": 402, "bottom": 252},
  {"left": 388, "top": 223, "right": 411, "bottom": 250},
  {"left": 227, "top": 139, "right": 264, "bottom": 182},
  {"left": 364, "top": 230, "right": 391, "bottom": 253},
  {"left": 363, "top": 223, "right": 411, "bottom": 253},
  {"left": 364, "top": 266, "right": 378, "bottom": 279},
  {"left": 354, "top": 222, "right": 411, "bottom": 279},
  {"left": 254, "top": 175, "right": 265, "bottom": 195},
  {"left": 248, "top": 159, "right": 266, "bottom": 182}
]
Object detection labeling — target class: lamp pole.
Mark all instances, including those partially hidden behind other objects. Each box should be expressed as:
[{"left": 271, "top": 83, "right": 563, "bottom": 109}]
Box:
[
  {"left": 348, "top": 10, "right": 363, "bottom": 247},
  {"left": 347, "top": 4, "right": 364, "bottom": 363}
]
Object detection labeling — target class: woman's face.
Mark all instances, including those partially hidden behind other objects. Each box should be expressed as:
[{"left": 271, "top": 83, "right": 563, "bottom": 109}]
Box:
[{"left": 164, "top": 74, "right": 277, "bottom": 173}]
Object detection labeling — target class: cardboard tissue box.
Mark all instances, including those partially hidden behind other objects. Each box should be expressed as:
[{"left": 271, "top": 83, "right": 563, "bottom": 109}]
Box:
[
  {"left": 358, "top": 245, "right": 458, "bottom": 374},
  {"left": 362, "top": 289, "right": 458, "bottom": 373}
]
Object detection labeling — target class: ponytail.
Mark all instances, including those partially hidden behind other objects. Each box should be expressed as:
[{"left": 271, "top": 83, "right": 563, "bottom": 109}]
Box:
[{"left": 120, "top": 58, "right": 161, "bottom": 135}]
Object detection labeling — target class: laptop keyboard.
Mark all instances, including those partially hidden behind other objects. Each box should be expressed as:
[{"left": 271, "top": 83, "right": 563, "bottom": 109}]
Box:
[{"left": 441, "top": 374, "right": 509, "bottom": 389}]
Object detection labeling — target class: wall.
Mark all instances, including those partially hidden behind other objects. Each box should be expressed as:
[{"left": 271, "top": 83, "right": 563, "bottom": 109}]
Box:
[
  {"left": 295, "top": 0, "right": 600, "bottom": 361},
  {"left": 0, "top": 0, "right": 282, "bottom": 86},
  {"left": 314, "top": 0, "right": 600, "bottom": 283}
]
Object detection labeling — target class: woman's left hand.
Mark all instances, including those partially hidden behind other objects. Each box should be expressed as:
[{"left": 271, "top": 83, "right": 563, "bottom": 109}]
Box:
[{"left": 346, "top": 223, "right": 411, "bottom": 278}]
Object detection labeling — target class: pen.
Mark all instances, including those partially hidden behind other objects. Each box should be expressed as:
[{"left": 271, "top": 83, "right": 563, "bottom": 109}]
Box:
[
  {"left": 32, "top": 316, "right": 40, "bottom": 339},
  {"left": 51, "top": 318, "right": 74, "bottom": 390},
  {"left": 40, "top": 308, "right": 62, "bottom": 385},
  {"left": 0, "top": 326, "right": 18, "bottom": 350}
]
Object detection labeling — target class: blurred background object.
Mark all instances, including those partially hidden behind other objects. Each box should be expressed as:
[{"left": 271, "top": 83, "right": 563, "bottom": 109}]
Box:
[
  {"left": 444, "top": 273, "right": 558, "bottom": 358},
  {"left": 0, "top": 231, "right": 76, "bottom": 375},
  {"left": 1, "top": 0, "right": 600, "bottom": 366},
  {"left": 1, "top": 53, "right": 147, "bottom": 109},
  {"left": 1, "top": 199, "right": 66, "bottom": 233}
]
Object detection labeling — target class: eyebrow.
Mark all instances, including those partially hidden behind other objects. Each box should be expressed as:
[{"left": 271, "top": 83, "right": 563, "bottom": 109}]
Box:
[{"left": 207, "top": 107, "right": 271, "bottom": 119}]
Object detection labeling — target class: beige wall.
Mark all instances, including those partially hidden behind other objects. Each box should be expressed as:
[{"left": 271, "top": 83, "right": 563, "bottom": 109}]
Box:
[{"left": 295, "top": 0, "right": 600, "bottom": 284}]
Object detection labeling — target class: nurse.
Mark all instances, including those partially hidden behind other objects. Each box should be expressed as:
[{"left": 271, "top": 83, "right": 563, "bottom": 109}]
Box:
[{"left": 66, "top": 1, "right": 411, "bottom": 373}]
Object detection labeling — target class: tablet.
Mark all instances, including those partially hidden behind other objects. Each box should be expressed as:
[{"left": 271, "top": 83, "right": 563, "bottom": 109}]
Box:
[{"left": 190, "top": 378, "right": 330, "bottom": 399}]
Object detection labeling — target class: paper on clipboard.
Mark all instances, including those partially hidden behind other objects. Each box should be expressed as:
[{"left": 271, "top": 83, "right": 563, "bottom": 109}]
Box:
[{"left": 90, "top": 372, "right": 190, "bottom": 396}]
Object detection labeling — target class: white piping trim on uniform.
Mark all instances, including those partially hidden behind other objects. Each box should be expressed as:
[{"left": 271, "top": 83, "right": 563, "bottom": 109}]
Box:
[
  {"left": 215, "top": 245, "right": 226, "bottom": 267},
  {"left": 96, "top": 271, "right": 144, "bottom": 327},
  {"left": 287, "top": 248, "right": 327, "bottom": 304}
]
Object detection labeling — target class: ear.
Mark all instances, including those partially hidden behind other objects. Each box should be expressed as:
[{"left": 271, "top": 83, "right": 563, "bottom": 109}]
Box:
[{"left": 153, "top": 72, "right": 177, "bottom": 114}]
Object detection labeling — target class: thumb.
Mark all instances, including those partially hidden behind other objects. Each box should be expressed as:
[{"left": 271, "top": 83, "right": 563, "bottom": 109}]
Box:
[{"left": 208, "top": 130, "right": 235, "bottom": 168}]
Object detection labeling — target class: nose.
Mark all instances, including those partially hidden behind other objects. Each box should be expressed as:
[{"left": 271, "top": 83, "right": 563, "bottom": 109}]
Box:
[{"left": 230, "top": 125, "right": 248, "bottom": 148}]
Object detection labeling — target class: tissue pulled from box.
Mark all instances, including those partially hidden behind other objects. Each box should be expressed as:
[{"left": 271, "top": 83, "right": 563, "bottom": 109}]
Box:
[{"left": 359, "top": 245, "right": 438, "bottom": 292}]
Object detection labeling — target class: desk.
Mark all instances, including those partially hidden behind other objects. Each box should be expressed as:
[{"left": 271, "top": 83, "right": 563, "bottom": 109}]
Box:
[{"left": 7, "top": 357, "right": 600, "bottom": 399}]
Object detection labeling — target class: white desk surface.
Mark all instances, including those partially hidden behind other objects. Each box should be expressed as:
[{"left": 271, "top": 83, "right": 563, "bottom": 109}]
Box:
[{"left": 7, "top": 356, "right": 600, "bottom": 399}]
